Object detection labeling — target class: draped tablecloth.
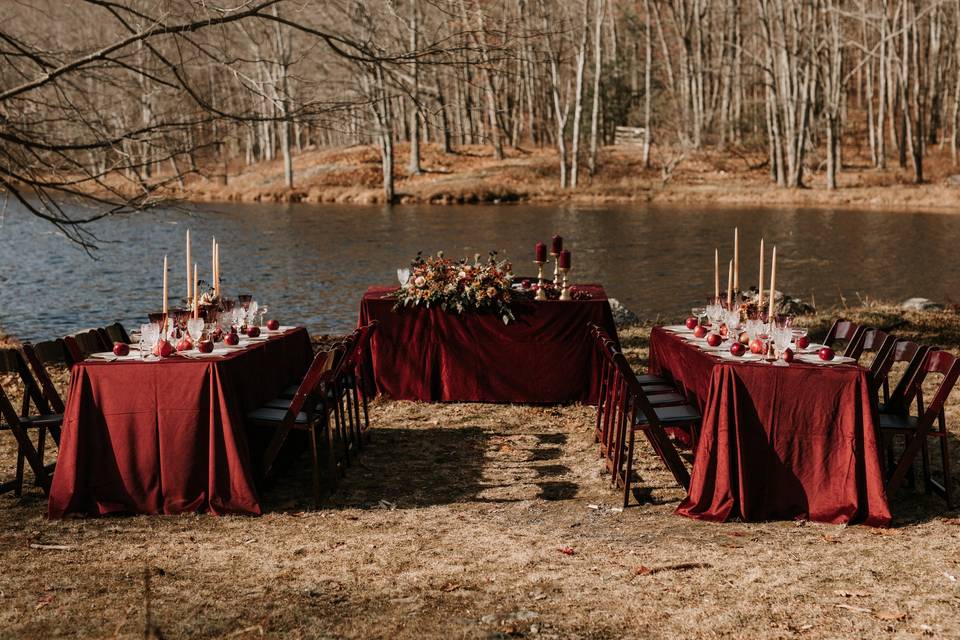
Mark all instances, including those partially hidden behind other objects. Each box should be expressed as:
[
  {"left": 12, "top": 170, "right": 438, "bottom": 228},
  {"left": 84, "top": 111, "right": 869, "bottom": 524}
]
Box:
[
  {"left": 358, "top": 285, "right": 617, "bottom": 404},
  {"left": 648, "top": 326, "right": 891, "bottom": 526},
  {"left": 48, "top": 328, "right": 312, "bottom": 518}
]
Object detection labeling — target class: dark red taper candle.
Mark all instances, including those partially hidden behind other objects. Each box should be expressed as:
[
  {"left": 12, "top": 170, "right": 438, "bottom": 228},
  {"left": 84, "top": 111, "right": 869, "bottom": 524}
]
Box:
[
  {"left": 551, "top": 235, "right": 563, "bottom": 254},
  {"left": 535, "top": 242, "right": 547, "bottom": 263},
  {"left": 559, "top": 249, "right": 571, "bottom": 269}
]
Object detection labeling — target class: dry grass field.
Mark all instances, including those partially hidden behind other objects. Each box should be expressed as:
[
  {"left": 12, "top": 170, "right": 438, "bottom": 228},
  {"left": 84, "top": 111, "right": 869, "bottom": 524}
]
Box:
[{"left": 2, "top": 304, "right": 960, "bottom": 639}]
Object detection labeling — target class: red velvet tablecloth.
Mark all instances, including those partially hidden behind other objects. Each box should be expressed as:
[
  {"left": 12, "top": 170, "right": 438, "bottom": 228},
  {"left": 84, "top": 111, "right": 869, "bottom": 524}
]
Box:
[
  {"left": 48, "top": 328, "right": 312, "bottom": 518},
  {"left": 358, "top": 285, "right": 617, "bottom": 403},
  {"left": 648, "top": 327, "right": 891, "bottom": 526}
]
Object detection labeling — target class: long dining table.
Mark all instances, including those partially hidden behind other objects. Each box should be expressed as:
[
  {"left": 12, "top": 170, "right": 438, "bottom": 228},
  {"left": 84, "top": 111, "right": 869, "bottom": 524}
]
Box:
[
  {"left": 648, "top": 325, "right": 892, "bottom": 527},
  {"left": 48, "top": 328, "right": 312, "bottom": 518},
  {"left": 358, "top": 284, "right": 618, "bottom": 404}
]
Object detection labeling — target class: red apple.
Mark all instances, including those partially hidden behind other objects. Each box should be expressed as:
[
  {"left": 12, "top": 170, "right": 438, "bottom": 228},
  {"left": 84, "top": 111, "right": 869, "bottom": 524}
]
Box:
[
  {"left": 247, "top": 326, "right": 261, "bottom": 338},
  {"left": 738, "top": 332, "right": 750, "bottom": 345},
  {"left": 212, "top": 327, "right": 224, "bottom": 342},
  {"left": 781, "top": 348, "right": 794, "bottom": 363},
  {"left": 693, "top": 325, "right": 708, "bottom": 339},
  {"left": 197, "top": 340, "right": 214, "bottom": 354},
  {"left": 685, "top": 317, "right": 698, "bottom": 330},
  {"left": 224, "top": 332, "right": 240, "bottom": 346},
  {"left": 112, "top": 342, "right": 130, "bottom": 357},
  {"left": 176, "top": 337, "right": 193, "bottom": 352},
  {"left": 749, "top": 338, "right": 765, "bottom": 355},
  {"left": 729, "top": 342, "right": 745, "bottom": 357},
  {"left": 706, "top": 333, "right": 723, "bottom": 347},
  {"left": 719, "top": 324, "right": 729, "bottom": 338},
  {"left": 152, "top": 340, "right": 174, "bottom": 358},
  {"left": 266, "top": 319, "right": 280, "bottom": 331},
  {"left": 797, "top": 336, "right": 811, "bottom": 350},
  {"left": 818, "top": 347, "right": 835, "bottom": 361}
]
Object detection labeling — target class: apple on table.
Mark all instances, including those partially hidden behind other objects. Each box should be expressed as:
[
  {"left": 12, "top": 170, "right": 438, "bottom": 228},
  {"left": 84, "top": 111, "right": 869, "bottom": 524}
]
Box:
[{"left": 112, "top": 342, "right": 130, "bottom": 357}]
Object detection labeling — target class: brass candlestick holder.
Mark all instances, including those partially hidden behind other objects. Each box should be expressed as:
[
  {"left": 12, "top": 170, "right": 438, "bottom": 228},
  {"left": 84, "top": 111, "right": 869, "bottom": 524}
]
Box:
[
  {"left": 559, "top": 267, "right": 572, "bottom": 300},
  {"left": 534, "top": 260, "right": 547, "bottom": 301},
  {"left": 551, "top": 252, "right": 560, "bottom": 284}
]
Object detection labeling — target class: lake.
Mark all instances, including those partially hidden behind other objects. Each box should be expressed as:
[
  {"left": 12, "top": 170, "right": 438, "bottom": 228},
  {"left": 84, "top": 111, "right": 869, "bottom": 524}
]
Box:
[{"left": 1, "top": 200, "right": 958, "bottom": 342}]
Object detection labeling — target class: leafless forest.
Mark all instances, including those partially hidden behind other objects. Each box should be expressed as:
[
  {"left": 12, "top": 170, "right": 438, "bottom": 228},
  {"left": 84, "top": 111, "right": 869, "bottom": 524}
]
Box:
[{"left": 3, "top": 0, "right": 960, "bottom": 232}]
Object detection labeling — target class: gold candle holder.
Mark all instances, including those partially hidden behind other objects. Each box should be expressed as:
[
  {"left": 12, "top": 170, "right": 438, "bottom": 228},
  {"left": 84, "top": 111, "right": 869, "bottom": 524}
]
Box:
[
  {"left": 551, "top": 252, "right": 560, "bottom": 285},
  {"left": 559, "top": 268, "right": 571, "bottom": 301},
  {"left": 534, "top": 260, "right": 547, "bottom": 301}
]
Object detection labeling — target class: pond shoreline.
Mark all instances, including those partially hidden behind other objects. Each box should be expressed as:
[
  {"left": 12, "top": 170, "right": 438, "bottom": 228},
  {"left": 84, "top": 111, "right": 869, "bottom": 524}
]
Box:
[{"left": 170, "top": 143, "right": 960, "bottom": 215}]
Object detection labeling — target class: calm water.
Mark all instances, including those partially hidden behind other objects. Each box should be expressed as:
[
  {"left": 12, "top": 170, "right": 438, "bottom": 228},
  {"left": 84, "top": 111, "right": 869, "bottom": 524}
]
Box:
[{"left": 1, "top": 201, "right": 959, "bottom": 343}]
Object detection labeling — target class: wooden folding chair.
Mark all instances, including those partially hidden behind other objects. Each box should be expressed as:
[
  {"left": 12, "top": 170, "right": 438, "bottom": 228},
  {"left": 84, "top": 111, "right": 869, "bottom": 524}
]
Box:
[
  {"left": 880, "top": 349, "right": 960, "bottom": 507},
  {"left": 0, "top": 348, "right": 63, "bottom": 496},
  {"left": 63, "top": 329, "right": 108, "bottom": 366},
  {"left": 248, "top": 347, "right": 341, "bottom": 505},
  {"left": 823, "top": 319, "right": 867, "bottom": 358},
  {"left": 593, "top": 343, "right": 694, "bottom": 506}
]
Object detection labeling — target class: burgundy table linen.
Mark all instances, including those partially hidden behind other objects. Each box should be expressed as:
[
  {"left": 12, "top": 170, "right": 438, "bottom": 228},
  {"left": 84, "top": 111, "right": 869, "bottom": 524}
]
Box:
[
  {"left": 358, "top": 285, "right": 618, "bottom": 404},
  {"left": 48, "top": 329, "right": 312, "bottom": 518},
  {"left": 648, "top": 327, "right": 892, "bottom": 527}
]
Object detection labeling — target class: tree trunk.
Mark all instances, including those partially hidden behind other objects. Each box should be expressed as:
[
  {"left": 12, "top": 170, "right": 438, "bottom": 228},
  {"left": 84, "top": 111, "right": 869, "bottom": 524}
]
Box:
[{"left": 587, "top": 0, "right": 604, "bottom": 176}]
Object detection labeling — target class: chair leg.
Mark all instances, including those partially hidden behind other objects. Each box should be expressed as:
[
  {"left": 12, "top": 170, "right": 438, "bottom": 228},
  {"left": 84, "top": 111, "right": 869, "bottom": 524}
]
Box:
[
  {"left": 323, "top": 411, "right": 338, "bottom": 491},
  {"left": 623, "top": 428, "right": 636, "bottom": 508},
  {"left": 333, "top": 395, "right": 350, "bottom": 469},
  {"left": 358, "top": 381, "right": 371, "bottom": 444},
  {"left": 15, "top": 451, "right": 25, "bottom": 497},
  {"left": 351, "top": 385, "right": 364, "bottom": 449},
  {"left": 35, "top": 426, "right": 47, "bottom": 488},
  {"left": 309, "top": 423, "right": 322, "bottom": 508},
  {"left": 921, "top": 432, "right": 932, "bottom": 495}
]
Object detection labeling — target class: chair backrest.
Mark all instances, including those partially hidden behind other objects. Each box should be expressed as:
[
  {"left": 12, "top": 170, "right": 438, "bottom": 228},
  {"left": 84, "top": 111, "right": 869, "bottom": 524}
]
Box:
[
  {"left": 0, "top": 348, "right": 52, "bottom": 418},
  {"left": 856, "top": 328, "right": 897, "bottom": 390},
  {"left": 20, "top": 343, "right": 66, "bottom": 414},
  {"left": 901, "top": 349, "right": 960, "bottom": 431},
  {"left": 284, "top": 347, "right": 340, "bottom": 424},
  {"left": 824, "top": 319, "right": 867, "bottom": 358},
  {"left": 879, "top": 340, "right": 930, "bottom": 412},
  {"left": 63, "top": 329, "right": 108, "bottom": 366},
  {"left": 105, "top": 322, "right": 132, "bottom": 344}
]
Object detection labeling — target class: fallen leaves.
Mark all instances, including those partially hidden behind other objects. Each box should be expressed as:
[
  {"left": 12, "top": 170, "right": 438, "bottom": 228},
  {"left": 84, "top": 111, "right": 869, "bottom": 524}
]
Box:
[
  {"left": 557, "top": 546, "right": 575, "bottom": 556},
  {"left": 833, "top": 589, "right": 871, "bottom": 598},
  {"left": 835, "top": 603, "right": 872, "bottom": 614},
  {"left": 35, "top": 594, "right": 54, "bottom": 611},
  {"left": 835, "top": 603, "right": 909, "bottom": 623}
]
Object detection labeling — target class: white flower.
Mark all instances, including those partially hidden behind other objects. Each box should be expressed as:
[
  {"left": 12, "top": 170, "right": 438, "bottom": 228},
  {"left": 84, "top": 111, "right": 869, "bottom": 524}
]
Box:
[{"left": 414, "top": 276, "right": 426, "bottom": 287}]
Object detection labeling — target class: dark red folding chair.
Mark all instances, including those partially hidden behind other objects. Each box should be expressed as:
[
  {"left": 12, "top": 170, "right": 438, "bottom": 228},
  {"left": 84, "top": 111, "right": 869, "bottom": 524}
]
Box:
[
  {"left": 62, "top": 329, "right": 109, "bottom": 367},
  {"left": 875, "top": 340, "right": 930, "bottom": 416},
  {"left": 593, "top": 341, "right": 694, "bottom": 507},
  {"left": 248, "top": 347, "right": 341, "bottom": 505},
  {"left": 0, "top": 348, "right": 63, "bottom": 496},
  {"left": 880, "top": 349, "right": 960, "bottom": 507},
  {"left": 104, "top": 322, "right": 132, "bottom": 344},
  {"left": 823, "top": 319, "right": 867, "bottom": 358}
]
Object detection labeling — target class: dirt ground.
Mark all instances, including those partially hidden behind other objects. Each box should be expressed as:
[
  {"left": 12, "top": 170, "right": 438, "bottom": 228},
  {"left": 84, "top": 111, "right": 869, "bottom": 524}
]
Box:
[{"left": 2, "top": 309, "right": 960, "bottom": 639}]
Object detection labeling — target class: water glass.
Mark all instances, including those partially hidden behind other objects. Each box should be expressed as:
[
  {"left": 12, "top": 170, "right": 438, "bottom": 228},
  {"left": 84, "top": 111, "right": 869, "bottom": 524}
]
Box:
[
  {"left": 724, "top": 309, "right": 741, "bottom": 337},
  {"left": 398, "top": 268, "right": 411, "bottom": 286},
  {"left": 187, "top": 318, "right": 205, "bottom": 343}
]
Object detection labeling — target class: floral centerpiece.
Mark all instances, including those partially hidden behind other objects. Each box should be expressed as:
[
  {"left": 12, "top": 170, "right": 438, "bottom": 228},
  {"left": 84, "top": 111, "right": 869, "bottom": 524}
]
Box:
[{"left": 393, "top": 251, "right": 516, "bottom": 324}]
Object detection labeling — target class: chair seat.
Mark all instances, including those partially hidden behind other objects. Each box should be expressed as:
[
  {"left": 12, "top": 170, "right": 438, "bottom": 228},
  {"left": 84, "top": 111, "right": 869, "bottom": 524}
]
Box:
[
  {"left": 642, "top": 384, "right": 675, "bottom": 394},
  {"left": 247, "top": 406, "right": 308, "bottom": 425},
  {"left": 634, "top": 404, "right": 700, "bottom": 426},
  {"left": 878, "top": 413, "right": 919, "bottom": 432},
  {"left": 648, "top": 392, "right": 686, "bottom": 406},
  {"left": 278, "top": 384, "right": 300, "bottom": 399},
  {"left": 1, "top": 413, "right": 63, "bottom": 429},
  {"left": 637, "top": 374, "right": 666, "bottom": 385}
]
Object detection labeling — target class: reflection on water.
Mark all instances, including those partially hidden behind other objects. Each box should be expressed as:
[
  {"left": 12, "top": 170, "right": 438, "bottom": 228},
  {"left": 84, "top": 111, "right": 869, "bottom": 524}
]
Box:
[{"left": 1, "top": 200, "right": 959, "bottom": 342}]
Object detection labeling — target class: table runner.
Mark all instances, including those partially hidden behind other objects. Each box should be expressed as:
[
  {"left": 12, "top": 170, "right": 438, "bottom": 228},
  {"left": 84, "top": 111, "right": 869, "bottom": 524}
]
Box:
[
  {"left": 48, "top": 328, "right": 312, "bottom": 517},
  {"left": 358, "top": 284, "right": 617, "bottom": 404},
  {"left": 648, "top": 326, "right": 891, "bottom": 526}
]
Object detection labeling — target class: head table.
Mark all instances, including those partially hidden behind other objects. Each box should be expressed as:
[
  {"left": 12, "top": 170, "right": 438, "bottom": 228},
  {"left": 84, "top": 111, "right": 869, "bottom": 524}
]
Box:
[
  {"left": 48, "top": 328, "right": 312, "bottom": 518},
  {"left": 648, "top": 326, "right": 891, "bottom": 526},
  {"left": 358, "top": 284, "right": 618, "bottom": 404}
]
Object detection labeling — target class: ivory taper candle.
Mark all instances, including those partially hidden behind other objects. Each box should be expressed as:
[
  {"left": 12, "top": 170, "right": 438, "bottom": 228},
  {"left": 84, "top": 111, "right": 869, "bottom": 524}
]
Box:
[
  {"left": 757, "top": 238, "right": 765, "bottom": 309},
  {"left": 193, "top": 263, "right": 199, "bottom": 318},
  {"left": 727, "top": 260, "right": 733, "bottom": 307},
  {"left": 162, "top": 254, "right": 168, "bottom": 318},
  {"left": 714, "top": 249, "right": 720, "bottom": 302},
  {"left": 768, "top": 246, "right": 777, "bottom": 320},
  {"left": 185, "top": 229, "right": 191, "bottom": 302},
  {"left": 733, "top": 227, "right": 739, "bottom": 291},
  {"left": 211, "top": 238, "right": 217, "bottom": 297}
]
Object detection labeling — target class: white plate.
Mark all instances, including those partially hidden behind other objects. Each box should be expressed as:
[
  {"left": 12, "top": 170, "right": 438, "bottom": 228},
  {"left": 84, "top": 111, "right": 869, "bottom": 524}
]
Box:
[
  {"left": 795, "top": 354, "right": 856, "bottom": 365},
  {"left": 663, "top": 324, "right": 694, "bottom": 333}
]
